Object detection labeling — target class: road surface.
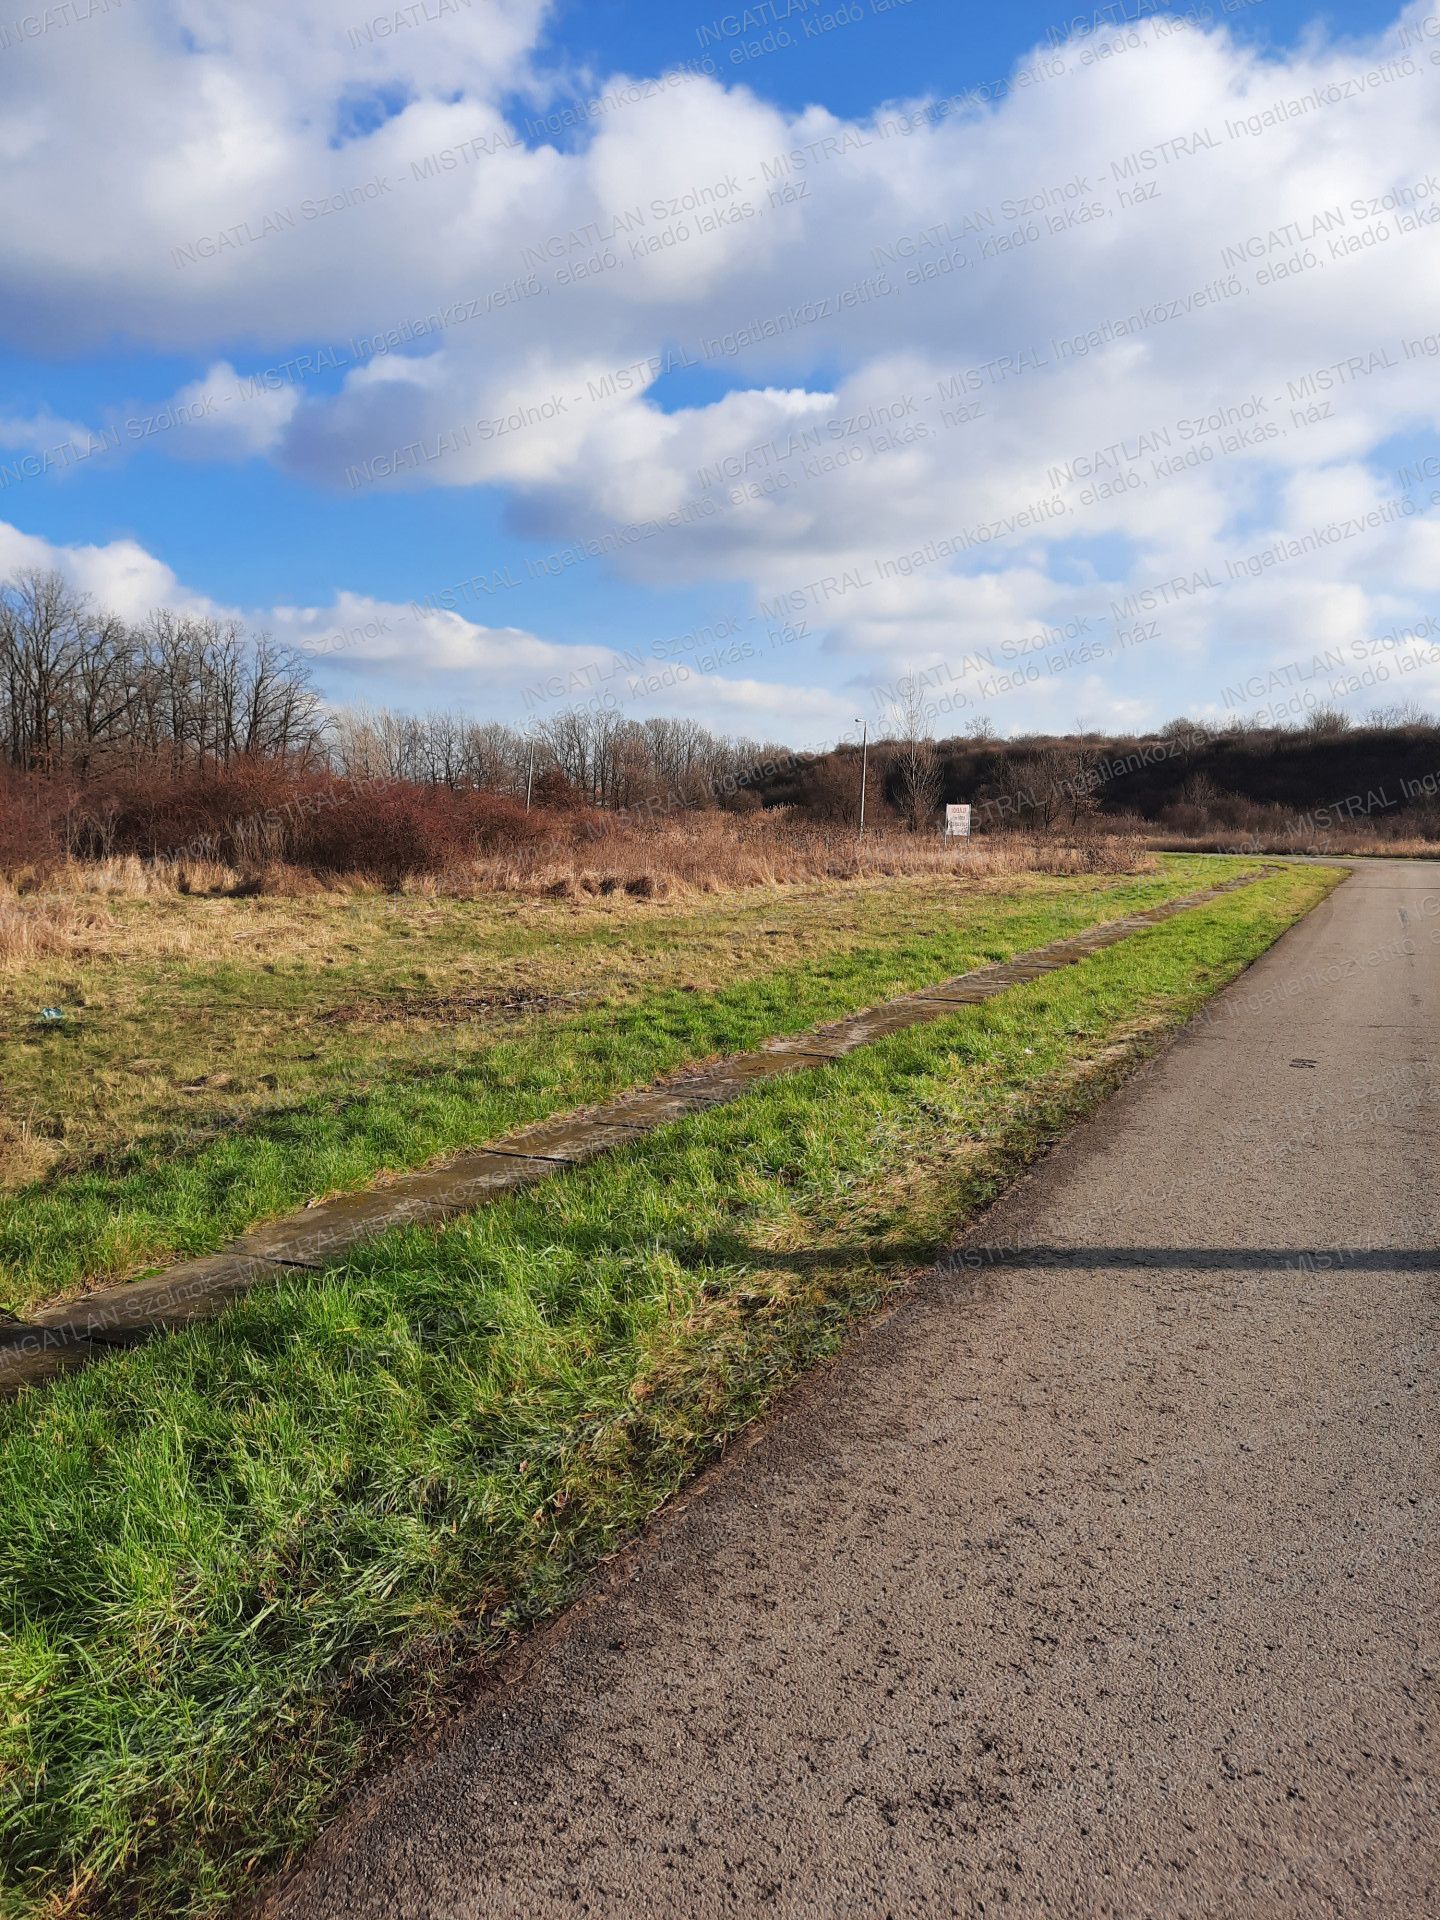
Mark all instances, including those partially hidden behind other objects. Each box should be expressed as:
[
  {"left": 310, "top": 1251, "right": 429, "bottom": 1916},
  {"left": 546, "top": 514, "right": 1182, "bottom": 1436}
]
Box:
[{"left": 272, "top": 860, "right": 1438, "bottom": 1920}]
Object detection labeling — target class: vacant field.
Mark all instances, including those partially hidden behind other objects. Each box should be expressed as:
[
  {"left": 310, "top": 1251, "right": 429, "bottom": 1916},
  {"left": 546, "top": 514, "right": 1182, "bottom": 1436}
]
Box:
[
  {"left": 0, "top": 861, "right": 1342, "bottom": 1920},
  {"left": 0, "top": 851, "right": 1233, "bottom": 1317}
]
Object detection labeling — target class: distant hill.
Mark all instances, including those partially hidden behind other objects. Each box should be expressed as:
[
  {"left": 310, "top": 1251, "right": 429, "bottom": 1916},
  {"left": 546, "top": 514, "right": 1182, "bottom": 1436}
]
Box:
[{"left": 753, "top": 722, "right": 1440, "bottom": 837}]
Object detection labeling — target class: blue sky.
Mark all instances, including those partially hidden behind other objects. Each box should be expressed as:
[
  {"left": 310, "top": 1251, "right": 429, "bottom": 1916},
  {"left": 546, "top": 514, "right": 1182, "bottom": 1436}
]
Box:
[
  {"left": 2, "top": 0, "right": 1436, "bottom": 745},
  {"left": 545, "top": 0, "right": 1378, "bottom": 116}
]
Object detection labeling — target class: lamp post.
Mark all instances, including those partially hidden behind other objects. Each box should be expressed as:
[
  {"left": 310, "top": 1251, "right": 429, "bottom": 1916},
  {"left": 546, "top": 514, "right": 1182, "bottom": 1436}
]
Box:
[
  {"left": 854, "top": 717, "right": 868, "bottom": 841},
  {"left": 524, "top": 741, "right": 535, "bottom": 813}
]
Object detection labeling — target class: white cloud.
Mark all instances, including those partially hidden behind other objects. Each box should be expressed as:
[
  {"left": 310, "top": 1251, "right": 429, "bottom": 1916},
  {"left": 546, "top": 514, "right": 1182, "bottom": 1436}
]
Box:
[
  {"left": 3, "top": 3, "right": 1440, "bottom": 731},
  {"left": 0, "top": 516, "right": 854, "bottom": 743},
  {"left": 0, "top": 520, "right": 196, "bottom": 620},
  {"left": 0, "top": 408, "right": 94, "bottom": 458},
  {"left": 167, "top": 361, "right": 301, "bottom": 458}
]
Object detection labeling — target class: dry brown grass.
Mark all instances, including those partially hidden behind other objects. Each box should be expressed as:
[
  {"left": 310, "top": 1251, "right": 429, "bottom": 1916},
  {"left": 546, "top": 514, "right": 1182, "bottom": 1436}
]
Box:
[
  {"left": 0, "top": 821, "right": 1156, "bottom": 978},
  {"left": 1, "top": 856, "right": 352, "bottom": 971},
  {"left": 1151, "top": 830, "right": 1440, "bottom": 859},
  {"left": 47, "top": 853, "right": 321, "bottom": 898},
  {"left": 4, "top": 817, "right": 1154, "bottom": 913},
  {"left": 0, "top": 889, "right": 87, "bottom": 971},
  {"left": 65, "top": 854, "right": 238, "bottom": 896},
  {"left": 423, "top": 817, "right": 1154, "bottom": 899}
]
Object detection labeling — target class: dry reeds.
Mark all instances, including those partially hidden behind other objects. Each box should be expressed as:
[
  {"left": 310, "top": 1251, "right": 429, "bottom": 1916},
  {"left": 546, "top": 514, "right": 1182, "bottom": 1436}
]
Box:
[
  {"left": 0, "top": 819, "right": 1156, "bottom": 942},
  {"left": 0, "top": 888, "right": 83, "bottom": 969},
  {"left": 422, "top": 816, "right": 1154, "bottom": 898}
]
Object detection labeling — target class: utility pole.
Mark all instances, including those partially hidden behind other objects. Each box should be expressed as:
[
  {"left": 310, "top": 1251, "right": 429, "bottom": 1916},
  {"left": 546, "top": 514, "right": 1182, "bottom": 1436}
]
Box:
[
  {"left": 854, "top": 718, "right": 868, "bottom": 840},
  {"left": 525, "top": 741, "right": 535, "bottom": 813}
]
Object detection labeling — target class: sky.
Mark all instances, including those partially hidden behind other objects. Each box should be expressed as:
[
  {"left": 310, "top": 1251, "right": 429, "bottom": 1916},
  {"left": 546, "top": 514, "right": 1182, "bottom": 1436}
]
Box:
[{"left": 2, "top": 0, "right": 1438, "bottom": 749}]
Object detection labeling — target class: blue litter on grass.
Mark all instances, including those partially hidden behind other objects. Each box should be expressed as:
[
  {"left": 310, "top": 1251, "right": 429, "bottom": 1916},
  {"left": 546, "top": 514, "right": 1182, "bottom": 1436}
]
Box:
[{"left": 38, "top": 1007, "right": 66, "bottom": 1025}]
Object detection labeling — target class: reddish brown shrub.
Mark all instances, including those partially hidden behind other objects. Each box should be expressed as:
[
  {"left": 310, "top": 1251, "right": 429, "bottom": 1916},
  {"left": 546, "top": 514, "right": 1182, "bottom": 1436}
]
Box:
[
  {"left": 55, "top": 759, "right": 321, "bottom": 865},
  {"left": 2, "top": 761, "right": 578, "bottom": 886},
  {"left": 531, "top": 766, "right": 582, "bottom": 810},
  {"left": 292, "top": 783, "right": 554, "bottom": 884},
  {"left": 0, "top": 767, "right": 72, "bottom": 873}
]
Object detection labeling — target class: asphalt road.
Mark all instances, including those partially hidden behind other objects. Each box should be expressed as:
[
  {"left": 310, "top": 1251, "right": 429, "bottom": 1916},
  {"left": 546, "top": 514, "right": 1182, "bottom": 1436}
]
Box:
[{"left": 271, "top": 860, "right": 1438, "bottom": 1920}]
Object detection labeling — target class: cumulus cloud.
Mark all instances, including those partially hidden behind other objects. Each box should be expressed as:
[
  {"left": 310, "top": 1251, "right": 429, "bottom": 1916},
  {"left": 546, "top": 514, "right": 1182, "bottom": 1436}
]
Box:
[
  {"left": 0, "top": 515, "right": 850, "bottom": 742},
  {"left": 3, "top": 1, "right": 1440, "bottom": 733},
  {"left": 166, "top": 362, "right": 302, "bottom": 459},
  {"left": 0, "top": 518, "right": 197, "bottom": 620}
]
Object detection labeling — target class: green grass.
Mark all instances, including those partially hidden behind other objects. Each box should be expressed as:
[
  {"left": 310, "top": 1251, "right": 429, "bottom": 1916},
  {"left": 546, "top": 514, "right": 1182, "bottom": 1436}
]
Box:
[
  {"left": 0, "top": 862, "right": 1341, "bottom": 1919},
  {"left": 2, "top": 858, "right": 1242, "bottom": 1313}
]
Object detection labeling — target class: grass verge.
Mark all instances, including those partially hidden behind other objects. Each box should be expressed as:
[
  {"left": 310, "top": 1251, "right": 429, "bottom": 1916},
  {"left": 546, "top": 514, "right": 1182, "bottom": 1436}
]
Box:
[
  {"left": 0, "top": 863, "right": 1341, "bottom": 1917},
  {"left": 2, "top": 859, "right": 1234, "bottom": 1314}
]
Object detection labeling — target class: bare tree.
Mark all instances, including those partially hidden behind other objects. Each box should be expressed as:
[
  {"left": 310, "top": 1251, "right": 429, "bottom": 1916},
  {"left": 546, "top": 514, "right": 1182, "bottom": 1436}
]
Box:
[
  {"left": 1367, "top": 699, "right": 1434, "bottom": 728},
  {"left": 459, "top": 720, "right": 530, "bottom": 793},
  {"left": 0, "top": 571, "right": 87, "bottom": 771},
  {"left": 0, "top": 575, "right": 326, "bottom": 773},
  {"left": 886, "top": 677, "right": 942, "bottom": 832},
  {"left": 1303, "top": 706, "right": 1352, "bottom": 738},
  {"left": 991, "top": 742, "right": 1103, "bottom": 834}
]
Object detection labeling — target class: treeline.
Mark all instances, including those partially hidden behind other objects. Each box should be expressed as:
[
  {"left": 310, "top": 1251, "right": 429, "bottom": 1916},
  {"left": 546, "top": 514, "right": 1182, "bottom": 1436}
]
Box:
[
  {"left": 452, "top": 691, "right": 1440, "bottom": 838},
  {"left": 939, "top": 716, "right": 1440, "bottom": 835},
  {"left": 329, "top": 707, "right": 792, "bottom": 813},
  {"left": 0, "top": 573, "right": 325, "bottom": 774},
  {"left": 0, "top": 572, "right": 791, "bottom": 812},
  {"left": 757, "top": 714, "right": 1440, "bottom": 837},
  {"left": 6, "top": 571, "right": 1440, "bottom": 846}
]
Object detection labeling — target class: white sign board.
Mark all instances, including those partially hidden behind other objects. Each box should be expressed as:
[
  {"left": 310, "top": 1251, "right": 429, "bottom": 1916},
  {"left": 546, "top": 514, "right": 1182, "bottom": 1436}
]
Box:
[{"left": 944, "top": 803, "right": 972, "bottom": 838}]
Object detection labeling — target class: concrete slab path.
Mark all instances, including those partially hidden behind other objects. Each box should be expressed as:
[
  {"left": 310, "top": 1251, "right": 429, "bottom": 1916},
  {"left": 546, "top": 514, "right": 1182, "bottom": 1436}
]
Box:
[
  {"left": 1, "top": 868, "right": 1265, "bottom": 1393},
  {"left": 270, "top": 859, "right": 1438, "bottom": 1920}
]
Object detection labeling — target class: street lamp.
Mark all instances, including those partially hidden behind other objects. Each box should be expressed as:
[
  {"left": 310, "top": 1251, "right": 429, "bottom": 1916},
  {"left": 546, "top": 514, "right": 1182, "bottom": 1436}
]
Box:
[{"left": 854, "top": 717, "right": 868, "bottom": 840}]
